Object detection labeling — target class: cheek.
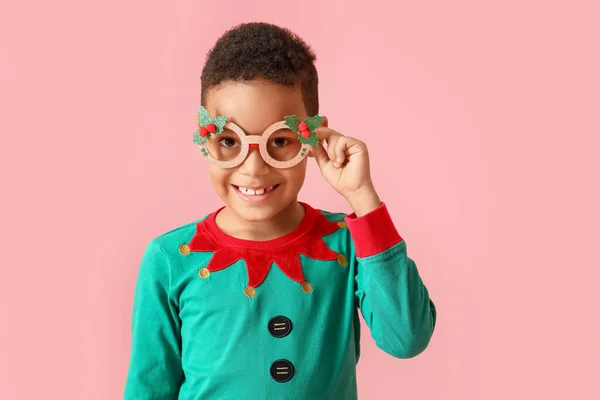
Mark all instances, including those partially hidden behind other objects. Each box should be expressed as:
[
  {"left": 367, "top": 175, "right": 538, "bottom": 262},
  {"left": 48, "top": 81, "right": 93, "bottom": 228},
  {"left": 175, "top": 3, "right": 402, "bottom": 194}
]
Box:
[
  {"left": 282, "top": 162, "right": 307, "bottom": 187},
  {"left": 208, "top": 165, "right": 233, "bottom": 190}
]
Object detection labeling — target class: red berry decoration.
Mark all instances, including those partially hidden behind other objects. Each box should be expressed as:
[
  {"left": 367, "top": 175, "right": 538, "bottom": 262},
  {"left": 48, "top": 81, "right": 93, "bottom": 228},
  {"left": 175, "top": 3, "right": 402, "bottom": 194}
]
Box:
[
  {"left": 206, "top": 123, "right": 217, "bottom": 133},
  {"left": 199, "top": 126, "right": 209, "bottom": 137},
  {"left": 301, "top": 130, "right": 311, "bottom": 138},
  {"left": 298, "top": 121, "right": 308, "bottom": 131}
]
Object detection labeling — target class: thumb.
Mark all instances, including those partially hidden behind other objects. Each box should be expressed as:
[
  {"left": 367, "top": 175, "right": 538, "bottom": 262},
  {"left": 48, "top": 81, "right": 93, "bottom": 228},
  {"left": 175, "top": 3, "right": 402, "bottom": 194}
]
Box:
[{"left": 309, "top": 143, "right": 330, "bottom": 170}]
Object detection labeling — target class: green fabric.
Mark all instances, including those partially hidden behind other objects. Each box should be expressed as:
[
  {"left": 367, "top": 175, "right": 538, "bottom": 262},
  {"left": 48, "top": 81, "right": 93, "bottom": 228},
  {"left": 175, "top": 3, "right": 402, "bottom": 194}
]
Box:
[{"left": 124, "top": 209, "right": 436, "bottom": 400}]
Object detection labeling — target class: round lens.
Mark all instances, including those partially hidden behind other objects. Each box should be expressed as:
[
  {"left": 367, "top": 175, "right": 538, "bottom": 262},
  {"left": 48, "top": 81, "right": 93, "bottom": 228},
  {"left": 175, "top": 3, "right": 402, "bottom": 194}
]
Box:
[
  {"left": 266, "top": 129, "right": 302, "bottom": 162},
  {"left": 205, "top": 128, "right": 243, "bottom": 162}
]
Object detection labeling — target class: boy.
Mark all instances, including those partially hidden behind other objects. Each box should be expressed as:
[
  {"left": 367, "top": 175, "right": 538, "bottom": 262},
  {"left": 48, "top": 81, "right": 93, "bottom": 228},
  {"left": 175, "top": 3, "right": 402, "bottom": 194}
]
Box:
[{"left": 125, "top": 22, "right": 436, "bottom": 399}]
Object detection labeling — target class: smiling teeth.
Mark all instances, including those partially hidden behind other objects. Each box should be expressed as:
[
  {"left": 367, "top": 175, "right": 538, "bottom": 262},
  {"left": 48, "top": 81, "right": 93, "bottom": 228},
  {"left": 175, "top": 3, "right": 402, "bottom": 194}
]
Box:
[{"left": 238, "top": 186, "right": 275, "bottom": 195}]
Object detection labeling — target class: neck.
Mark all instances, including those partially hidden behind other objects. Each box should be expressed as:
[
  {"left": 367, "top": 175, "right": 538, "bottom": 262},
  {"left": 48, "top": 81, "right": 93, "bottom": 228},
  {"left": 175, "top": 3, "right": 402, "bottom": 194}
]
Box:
[{"left": 215, "top": 200, "right": 306, "bottom": 241}]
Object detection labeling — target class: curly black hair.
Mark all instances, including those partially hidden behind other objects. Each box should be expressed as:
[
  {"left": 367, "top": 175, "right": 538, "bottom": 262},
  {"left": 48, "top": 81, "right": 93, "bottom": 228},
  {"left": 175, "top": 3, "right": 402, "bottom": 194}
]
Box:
[{"left": 200, "top": 22, "right": 319, "bottom": 115}]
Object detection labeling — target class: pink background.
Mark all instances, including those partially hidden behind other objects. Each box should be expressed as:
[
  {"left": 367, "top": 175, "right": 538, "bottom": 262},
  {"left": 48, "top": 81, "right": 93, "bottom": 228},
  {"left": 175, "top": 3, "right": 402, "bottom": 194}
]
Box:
[{"left": 1, "top": 0, "right": 599, "bottom": 399}]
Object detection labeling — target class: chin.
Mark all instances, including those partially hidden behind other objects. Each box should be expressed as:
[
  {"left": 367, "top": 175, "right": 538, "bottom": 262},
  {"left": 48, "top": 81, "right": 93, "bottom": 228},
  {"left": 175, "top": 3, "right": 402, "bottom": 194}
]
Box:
[{"left": 232, "top": 206, "right": 279, "bottom": 222}]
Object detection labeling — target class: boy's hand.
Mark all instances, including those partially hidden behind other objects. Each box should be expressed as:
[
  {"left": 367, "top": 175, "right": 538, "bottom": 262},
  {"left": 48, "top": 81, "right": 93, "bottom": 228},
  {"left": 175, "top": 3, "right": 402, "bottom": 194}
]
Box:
[{"left": 309, "top": 127, "right": 381, "bottom": 217}]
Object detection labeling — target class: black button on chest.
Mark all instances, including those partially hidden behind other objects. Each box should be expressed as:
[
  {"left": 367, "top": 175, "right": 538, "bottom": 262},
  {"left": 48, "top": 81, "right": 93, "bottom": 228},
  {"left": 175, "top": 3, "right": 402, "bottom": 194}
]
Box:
[
  {"left": 270, "top": 359, "right": 295, "bottom": 382},
  {"left": 268, "top": 316, "right": 293, "bottom": 338}
]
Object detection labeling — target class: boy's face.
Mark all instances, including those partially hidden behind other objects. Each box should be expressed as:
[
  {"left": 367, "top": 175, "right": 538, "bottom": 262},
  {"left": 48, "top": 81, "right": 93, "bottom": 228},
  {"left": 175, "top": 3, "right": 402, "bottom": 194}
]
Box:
[{"left": 204, "top": 80, "right": 310, "bottom": 222}]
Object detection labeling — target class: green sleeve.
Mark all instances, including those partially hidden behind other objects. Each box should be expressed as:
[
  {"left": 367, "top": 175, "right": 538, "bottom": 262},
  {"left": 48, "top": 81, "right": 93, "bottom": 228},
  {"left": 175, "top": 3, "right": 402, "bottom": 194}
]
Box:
[
  {"left": 346, "top": 203, "right": 437, "bottom": 358},
  {"left": 124, "top": 240, "right": 184, "bottom": 399}
]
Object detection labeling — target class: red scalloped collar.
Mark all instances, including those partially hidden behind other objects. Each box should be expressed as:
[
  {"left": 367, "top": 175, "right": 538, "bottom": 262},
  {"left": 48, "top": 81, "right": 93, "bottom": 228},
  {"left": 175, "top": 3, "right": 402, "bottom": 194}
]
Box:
[{"left": 188, "top": 203, "right": 340, "bottom": 288}]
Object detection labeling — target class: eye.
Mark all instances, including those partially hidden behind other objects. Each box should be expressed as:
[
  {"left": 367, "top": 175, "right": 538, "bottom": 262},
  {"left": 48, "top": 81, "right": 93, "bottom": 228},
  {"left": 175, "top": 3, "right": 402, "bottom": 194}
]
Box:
[
  {"left": 218, "top": 137, "right": 240, "bottom": 148},
  {"left": 270, "top": 137, "right": 290, "bottom": 148}
]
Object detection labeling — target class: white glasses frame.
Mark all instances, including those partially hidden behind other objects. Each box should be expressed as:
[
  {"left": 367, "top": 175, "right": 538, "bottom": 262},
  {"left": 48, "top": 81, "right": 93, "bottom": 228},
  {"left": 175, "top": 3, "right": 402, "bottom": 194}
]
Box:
[{"left": 199, "top": 120, "right": 313, "bottom": 169}]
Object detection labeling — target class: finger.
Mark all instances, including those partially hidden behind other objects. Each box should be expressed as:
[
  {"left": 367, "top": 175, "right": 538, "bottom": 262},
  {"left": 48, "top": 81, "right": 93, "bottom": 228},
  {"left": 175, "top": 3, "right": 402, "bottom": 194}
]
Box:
[
  {"left": 333, "top": 136, "right": 348, "bottom": 165},
  {"left": 314, "top": 127, "right": 344, "bottom": 144},
  {"left": 317, "top": 127, "right": 347, "bottom": 168},
  {"left": 309, "top": 142, "right": 330, "bottom": 170},
  {"left": 326, "top": 135, "right": 341, "bottom": 166}
]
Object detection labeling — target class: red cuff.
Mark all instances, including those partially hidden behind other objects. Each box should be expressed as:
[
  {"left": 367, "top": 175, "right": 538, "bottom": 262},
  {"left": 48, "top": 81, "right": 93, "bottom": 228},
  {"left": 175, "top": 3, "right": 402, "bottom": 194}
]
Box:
[{"left": 344, "top": 202, "right": 403, "bottom": 258}]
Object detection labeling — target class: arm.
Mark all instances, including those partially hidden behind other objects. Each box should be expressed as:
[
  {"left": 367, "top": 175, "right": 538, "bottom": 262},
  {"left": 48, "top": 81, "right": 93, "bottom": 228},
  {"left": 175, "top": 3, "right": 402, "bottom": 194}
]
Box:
[
  {"left": 308, "top": 127, "right": 436, "bottom": 358},
  {"left": 346, "top": 202, "right": 437, "bottom": 358},
  {"left": 124, "top": 240, "right": 184, "bottom": 399}
]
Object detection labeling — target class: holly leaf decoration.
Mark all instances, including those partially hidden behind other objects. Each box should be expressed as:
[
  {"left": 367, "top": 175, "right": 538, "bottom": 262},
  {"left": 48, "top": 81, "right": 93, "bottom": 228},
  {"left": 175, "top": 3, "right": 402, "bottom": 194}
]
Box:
[
  {"left": 193, "top": 129, "right": 207, "bottom": 145},
  {"left": 305, "top": 115, "right": 324, "bottom": 131},
  {"left": 212, "top": 115, "right": 228, "bottom": 135},
  {"left": 300, "top": 132, "right": 320, "bottom": 146},
  {"left": 197, "top": 106, "right": 212, "bottom": 127},
  {"left": 193, "top": 106, "right": 228, "bottom": 146},
  {"left": 284, "top": 115, "right": 302, "bottom": 133}
]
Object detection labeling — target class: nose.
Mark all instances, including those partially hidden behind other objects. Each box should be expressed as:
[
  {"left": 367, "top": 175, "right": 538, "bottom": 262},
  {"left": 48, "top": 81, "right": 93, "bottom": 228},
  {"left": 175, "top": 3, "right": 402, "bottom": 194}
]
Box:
[{"left": 238, "top": 145, "right": 270, "bottom": 176}]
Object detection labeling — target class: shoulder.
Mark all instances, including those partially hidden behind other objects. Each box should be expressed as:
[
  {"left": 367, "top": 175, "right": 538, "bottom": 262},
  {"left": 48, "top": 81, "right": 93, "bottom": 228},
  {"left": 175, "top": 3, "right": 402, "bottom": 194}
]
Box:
[
  {"left": 145, "top": 213, "right": 211, "bottom": 259},
  {"left": 316, "top": 207, "right": 347, "bottom": 223},
  {"left": 311, "top": 206, "right": 353, "bottom": 242},
  {"left": 313, "top": 206, "right": 349, "bottom": 232}
]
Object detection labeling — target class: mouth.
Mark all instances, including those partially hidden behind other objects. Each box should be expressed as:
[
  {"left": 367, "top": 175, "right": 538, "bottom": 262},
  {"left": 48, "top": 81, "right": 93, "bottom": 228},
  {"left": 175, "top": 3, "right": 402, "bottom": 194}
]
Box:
[{"left": 232, "top": 184, "right": 281, "bottom": 200}]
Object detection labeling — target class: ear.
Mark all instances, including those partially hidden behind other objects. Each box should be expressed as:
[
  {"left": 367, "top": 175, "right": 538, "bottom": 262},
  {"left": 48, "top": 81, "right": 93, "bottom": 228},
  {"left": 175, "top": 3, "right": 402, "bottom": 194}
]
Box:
[{"left": 322, "top": 116, "right": 329, "bottom": 128}]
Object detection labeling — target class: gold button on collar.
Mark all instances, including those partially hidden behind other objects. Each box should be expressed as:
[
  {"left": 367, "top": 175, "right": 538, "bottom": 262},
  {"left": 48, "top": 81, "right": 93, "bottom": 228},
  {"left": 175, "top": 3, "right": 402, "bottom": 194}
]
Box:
[
  {"left": 301, "top": 281, "right": 313, "bottom": 293},
  {"left": 198, "top": 268, "right": 210, "bottom": 279},
  {"left": 179, "top": 244, "right": 190, "bottom": 255},
  {"left": 337, "top": 254, "right": 347, "bottom": 267},
  {"left": 244, "top": 286, "right": 256, "bottom": 298},
  {"left": 337, "top": 221, "right": 347, "bottom": 229}
]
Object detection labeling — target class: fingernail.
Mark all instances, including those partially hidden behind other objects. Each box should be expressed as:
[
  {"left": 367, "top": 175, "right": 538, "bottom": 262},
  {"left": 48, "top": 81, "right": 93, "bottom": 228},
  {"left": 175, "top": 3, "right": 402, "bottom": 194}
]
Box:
[{"left": 333, "top": 162, "right": 340, "bottom": 168}]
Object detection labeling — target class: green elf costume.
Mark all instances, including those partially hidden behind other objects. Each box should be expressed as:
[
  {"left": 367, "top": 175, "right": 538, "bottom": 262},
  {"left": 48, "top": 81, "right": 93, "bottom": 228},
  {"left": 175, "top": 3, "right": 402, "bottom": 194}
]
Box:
[{"left": 124, "top": 109, "right": 437, "bottom": 400}]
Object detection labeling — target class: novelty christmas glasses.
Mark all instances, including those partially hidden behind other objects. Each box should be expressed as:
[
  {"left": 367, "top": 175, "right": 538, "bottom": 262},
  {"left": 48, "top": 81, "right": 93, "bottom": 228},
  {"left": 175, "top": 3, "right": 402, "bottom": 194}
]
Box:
[{"left": 193, "top": 106, "right": 324, "bottom": 168}]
